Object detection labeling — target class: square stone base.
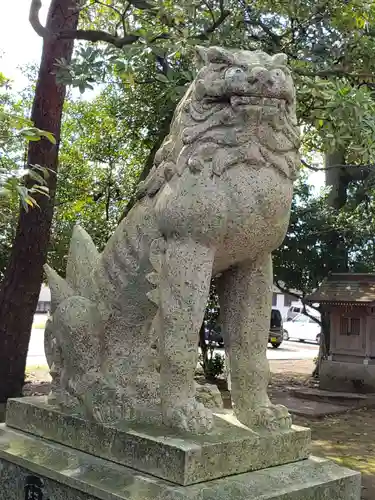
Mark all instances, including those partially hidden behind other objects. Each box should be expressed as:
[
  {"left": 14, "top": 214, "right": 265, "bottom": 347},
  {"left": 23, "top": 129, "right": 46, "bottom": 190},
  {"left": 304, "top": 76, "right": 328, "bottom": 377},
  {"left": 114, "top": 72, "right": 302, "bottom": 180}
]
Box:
[
  {"left": 0, "top": 425, "right": 361, "bottom": 500},
  {"left": 6, "top": 396, "right": 310, "bottom": 485}
]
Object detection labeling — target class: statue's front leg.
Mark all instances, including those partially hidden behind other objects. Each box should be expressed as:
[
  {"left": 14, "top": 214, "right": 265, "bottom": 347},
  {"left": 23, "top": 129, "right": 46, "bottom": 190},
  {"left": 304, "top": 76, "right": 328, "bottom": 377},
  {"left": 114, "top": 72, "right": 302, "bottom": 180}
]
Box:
[
  {"left": 218, "top": 254, "right": 291, "bottom": 431},
  {"left": 158, "top": 237, "right": 215, "bottom": 433}
]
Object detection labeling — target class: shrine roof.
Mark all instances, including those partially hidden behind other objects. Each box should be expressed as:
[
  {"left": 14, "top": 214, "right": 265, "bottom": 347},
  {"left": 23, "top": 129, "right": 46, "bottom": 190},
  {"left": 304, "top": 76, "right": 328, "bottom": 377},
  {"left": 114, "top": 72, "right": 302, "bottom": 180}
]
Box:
[{"left": 306, "top": 273, "right": 375, "bottom": 304}]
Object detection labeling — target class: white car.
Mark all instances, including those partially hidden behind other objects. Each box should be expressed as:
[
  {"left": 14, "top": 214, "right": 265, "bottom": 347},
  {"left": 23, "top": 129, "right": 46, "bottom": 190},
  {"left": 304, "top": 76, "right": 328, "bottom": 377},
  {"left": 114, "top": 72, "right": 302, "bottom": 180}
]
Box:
[
  {"left": 286, "top": 304, "right": 321, "bottom": 322},
  {"left": 283, "top": 313, "right": 321, "bottom": 344}
]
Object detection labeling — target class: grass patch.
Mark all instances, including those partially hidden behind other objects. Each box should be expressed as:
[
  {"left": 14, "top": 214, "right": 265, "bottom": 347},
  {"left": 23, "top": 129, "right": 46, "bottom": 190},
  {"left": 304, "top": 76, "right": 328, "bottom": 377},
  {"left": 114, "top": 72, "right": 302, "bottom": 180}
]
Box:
[
  {"left": 25, "top": 364, "right": 49, "bottom": 373},
  {"left": 32, "top": 321, "right": 47, "bottom": 329},
  {"left": 25, "top": 365, "right": 50, "bottom": 383},
  {"left": 294, "top": 408, "right": 375, "bottom": 499}
]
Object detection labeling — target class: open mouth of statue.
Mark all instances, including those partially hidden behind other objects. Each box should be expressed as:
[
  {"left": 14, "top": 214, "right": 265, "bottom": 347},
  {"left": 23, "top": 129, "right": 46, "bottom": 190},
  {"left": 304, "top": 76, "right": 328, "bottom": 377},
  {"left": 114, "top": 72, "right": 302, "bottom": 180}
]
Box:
[{"left": 230, "top": 95, "right": 289, "bottom": 110}]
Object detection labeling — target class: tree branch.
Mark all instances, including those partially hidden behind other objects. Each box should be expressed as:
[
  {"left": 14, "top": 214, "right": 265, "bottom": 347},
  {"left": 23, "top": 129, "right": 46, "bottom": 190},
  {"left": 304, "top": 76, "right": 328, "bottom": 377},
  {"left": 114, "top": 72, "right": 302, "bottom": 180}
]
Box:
[
  {"left": 301, "top": 158, "right": 375, "bottom": 173},
  {"left": 196, "top": 0, "right": 231, "bottom": 40},
  {"left": 240, "top": 0, "right": 282, "bottom": 51},
  {"left": 59, "top": 29, "right": 140, "bottom": 47},
  {"left": 275, "top": 280, "right": 303, "bottom": 302},
  {"left": 203, "top": 0, "right": 216, "bottom": 26},
  {"left": 29, "top": 0, "right": 141, "bottom": 46},
  {"left": 29, "top": 0, "right": 49, "bottom": 38},
  {"left": 275, "top": 280, "right": 321, "bottom": 324},
  {"left": 30, "top": 0, "right": 231, "bottom": 48},
  {"left": 93, "top": 0, "right": 123, "bottom": 18}
]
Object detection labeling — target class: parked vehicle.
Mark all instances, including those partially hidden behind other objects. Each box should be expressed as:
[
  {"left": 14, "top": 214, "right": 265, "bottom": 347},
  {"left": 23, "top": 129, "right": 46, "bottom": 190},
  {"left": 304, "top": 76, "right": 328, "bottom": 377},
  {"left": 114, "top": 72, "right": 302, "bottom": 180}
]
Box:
[
  {"left": 283, "top": 313, "right": 321, "bottom": 344},
  {"left": 205, "top": 328, "right": 224, "bottom": 348},
  {"left": 202, "top": 308, "right": 284, "bottom": 348},
  {"left": 268, "top": 309, "right": 284, "bottom": 348},
  {"left": 286, "top": 305, "right": 304, "bottom": 321},
  {"left": 286, "top": 304, "right": 321, "bottom": 322}
]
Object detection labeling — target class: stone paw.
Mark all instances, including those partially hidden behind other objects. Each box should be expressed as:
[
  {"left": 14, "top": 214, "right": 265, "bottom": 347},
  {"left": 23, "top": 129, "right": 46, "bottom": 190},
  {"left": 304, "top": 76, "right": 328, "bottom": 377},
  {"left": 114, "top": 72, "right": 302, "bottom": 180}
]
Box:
[
  {"left": 163, "top": 398, "right": 214, "bottom": 434},
  {"left": 52, "top": 390, "right": 81, "bottom": 412},
  {"left": 237, "top": 403, "right": 292, "bottom": 432}
]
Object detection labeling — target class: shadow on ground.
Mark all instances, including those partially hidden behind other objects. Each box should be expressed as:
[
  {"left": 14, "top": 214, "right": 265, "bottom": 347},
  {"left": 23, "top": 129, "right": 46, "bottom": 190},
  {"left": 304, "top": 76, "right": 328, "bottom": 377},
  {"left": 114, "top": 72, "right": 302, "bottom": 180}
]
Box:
[{"left": 294, "top": 409, "right": 375, "bottom": 500}]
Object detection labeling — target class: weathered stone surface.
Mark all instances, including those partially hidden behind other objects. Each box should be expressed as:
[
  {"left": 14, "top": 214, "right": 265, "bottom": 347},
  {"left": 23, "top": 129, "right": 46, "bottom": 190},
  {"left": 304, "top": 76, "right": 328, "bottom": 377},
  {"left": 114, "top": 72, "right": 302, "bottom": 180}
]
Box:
[
  {"left": 44, "top": 45, "right": 300, "bottom": 434},
  {"left": 195, "top": 383, "right": 223, "bottom": 409},
  {"left": 320, "top": 359, "right": 375, "bottom": 393},
  {"left": 0, "top": 425, "right": 360, "bottom": 500},
  {"left": 6, "top": 397, "right": 310, "bottom": 486}
]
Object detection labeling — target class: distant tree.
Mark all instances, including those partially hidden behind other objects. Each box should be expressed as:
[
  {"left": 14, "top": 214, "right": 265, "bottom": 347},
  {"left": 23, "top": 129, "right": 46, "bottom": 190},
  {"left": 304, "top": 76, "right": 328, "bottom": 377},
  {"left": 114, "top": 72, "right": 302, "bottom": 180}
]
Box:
[{"left": 0, "top": 71, "right": 53, "bottom": 210}]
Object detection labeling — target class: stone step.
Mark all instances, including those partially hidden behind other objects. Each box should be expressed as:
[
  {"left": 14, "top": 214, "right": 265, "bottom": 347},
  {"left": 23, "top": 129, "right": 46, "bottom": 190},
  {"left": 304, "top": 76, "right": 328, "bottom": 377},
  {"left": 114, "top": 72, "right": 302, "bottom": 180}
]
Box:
[
  {"left": 271, "top": 393, "right": 354, "bottom": 418},
  {"left": 288, "top": 387, "right": 375, "bottom": 406},
  {"left": 0, "top": 424, "right": 361, "bottom": 500}
]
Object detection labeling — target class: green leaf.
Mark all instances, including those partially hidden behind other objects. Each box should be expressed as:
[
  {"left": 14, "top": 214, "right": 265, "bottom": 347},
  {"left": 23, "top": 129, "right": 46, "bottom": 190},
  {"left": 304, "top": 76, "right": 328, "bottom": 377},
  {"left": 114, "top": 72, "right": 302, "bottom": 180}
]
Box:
[
  {"left": 0, "top": 187, "right": 10, "bottom": 198},
  {"left": 150, "top": 45, "right": 166, "bottom": 58},
  {"left": 39, "top": 130, "right": 57, "bottom": 144},
  {"left": 30, "top": 185, "right": 50, "bottom": 197},
  {"left": 155, "top": 73, "right": 169, "bottom": 83},
  {"left": 26, "top": 135, "right": 42, "bottom": 142},
  {"left": 28, "top": 170, "right": 47, "bottom": 185}
]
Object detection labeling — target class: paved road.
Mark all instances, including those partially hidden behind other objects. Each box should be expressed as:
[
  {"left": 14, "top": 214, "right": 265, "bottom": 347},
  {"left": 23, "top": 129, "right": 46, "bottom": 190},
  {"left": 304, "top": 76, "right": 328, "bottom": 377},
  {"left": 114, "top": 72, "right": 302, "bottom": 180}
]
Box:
[
  {"left": 27, "top": 328, "right": 47, "bottom": 367},
  {"left": 27, "top": 327, "right": 319, "bottom": 368},
  {"left": 266, "top": 341, "right": 318, "bottom": 360}
]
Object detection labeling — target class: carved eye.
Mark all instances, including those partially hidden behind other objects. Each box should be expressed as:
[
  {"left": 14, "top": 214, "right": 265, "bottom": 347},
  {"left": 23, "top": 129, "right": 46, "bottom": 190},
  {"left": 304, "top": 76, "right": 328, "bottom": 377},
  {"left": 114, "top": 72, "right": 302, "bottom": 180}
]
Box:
[
  {"left": 270, "top": 68, "right": 286, "bottom": 81},
  {"left": 225, "top": 67, "right": 246, "bottom": 79}
]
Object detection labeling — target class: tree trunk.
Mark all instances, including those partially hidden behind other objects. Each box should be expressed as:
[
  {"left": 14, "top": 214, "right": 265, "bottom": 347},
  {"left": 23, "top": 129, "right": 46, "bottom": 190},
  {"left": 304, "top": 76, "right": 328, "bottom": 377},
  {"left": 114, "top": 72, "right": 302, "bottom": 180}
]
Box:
[
  {"left": 312, "top": 308, "right": 330, "bottom": 378},
  {"left": 313, "top": 150, "right": 350, "bottom": 377},
  {"left": 325, "top": 150, "right": 347, "bottom": 210},
  {"left": 0, "top": 0, "right": 79, "bottom": 404}
]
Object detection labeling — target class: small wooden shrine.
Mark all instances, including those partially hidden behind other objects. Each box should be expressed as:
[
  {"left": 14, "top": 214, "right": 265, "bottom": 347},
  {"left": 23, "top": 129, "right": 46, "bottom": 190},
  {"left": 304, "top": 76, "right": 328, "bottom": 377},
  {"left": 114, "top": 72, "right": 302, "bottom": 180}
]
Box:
[{"left": 306, "top": 273, "right": 375, "bottom": 392}]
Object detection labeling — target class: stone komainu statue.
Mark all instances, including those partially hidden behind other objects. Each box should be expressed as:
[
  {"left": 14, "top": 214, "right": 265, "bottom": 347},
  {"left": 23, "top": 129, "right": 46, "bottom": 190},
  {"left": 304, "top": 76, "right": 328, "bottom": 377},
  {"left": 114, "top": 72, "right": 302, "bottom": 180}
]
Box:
[{"left": 45, "top": 46, "right": 300, "bottom": 434}]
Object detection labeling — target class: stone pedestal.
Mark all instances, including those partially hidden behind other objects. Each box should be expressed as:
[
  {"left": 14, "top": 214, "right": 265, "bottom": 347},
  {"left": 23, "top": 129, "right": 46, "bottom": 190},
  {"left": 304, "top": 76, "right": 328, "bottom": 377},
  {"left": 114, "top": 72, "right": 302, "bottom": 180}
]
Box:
[
  {"left": 0, "top": 396, "right": 361, "bottom": 500},
  {"left": 5, "top": 397, "right": 310, "bottom": 485},
  {"left": 0, "top": 424, "right": 360, "bottom": 500}
]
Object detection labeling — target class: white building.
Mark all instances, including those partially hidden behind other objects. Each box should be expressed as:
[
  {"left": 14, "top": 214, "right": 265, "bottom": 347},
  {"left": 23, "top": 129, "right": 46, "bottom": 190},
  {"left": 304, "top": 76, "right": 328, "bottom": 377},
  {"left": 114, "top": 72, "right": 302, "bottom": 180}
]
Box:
[{"left": 272, "top": 286, "right": 300, "bottom": 319}]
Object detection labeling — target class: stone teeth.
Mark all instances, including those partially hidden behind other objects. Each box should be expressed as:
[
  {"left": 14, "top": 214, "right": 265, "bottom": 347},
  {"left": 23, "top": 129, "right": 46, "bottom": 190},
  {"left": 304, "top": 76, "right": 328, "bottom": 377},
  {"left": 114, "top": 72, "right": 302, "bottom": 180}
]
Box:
[
  {"left": 263, "top": 98, "right": 280, "bottom": 107},
  {"left": 250, "top": 96, "right": 261, "bottom": 105},
  {"left": 230, "top": 94, "right": 289, "bottom": 110}
]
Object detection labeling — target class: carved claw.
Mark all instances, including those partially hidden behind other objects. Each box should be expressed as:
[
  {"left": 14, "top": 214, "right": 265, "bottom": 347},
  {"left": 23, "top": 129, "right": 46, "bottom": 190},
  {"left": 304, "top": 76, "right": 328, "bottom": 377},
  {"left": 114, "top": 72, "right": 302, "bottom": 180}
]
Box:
[
  {"left": 149, "top": 238, "right": 166, "bottom": 273},
  {"left": 146, "top": 289, "right": 159, "bottom": 306},
  {"left": 163, "top": 399, "right": 214, "bottom": 434},
  {"left": 146, "top": 272, "right": 159, "bottom": 286},
  {"left": 237, "top": 403, "right": 292, "bottom": 432}
]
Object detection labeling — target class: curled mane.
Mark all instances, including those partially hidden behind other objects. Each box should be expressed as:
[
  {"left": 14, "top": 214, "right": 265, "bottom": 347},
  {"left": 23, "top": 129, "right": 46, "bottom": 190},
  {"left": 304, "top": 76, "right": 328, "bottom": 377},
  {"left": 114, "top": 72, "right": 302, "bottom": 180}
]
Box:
[{"left": 137, "top": 46, "right": 299, "bottom": 199}]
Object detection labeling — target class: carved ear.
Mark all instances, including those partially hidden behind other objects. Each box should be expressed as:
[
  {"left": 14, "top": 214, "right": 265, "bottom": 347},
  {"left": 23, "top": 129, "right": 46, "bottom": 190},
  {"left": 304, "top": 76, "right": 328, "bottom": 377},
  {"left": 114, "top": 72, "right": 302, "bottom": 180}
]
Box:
[
  {"left": 195, "top": 45, "right": 234, "bottom": 67},
  {"left": 207, "top": 46, "right": 234, "bottom": 64},
  {"left": 195, "top": 46, "right": 209, "bottom": 68},
  {"left": 272, "top": 53, "right": 288, "bottom": 66}
]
